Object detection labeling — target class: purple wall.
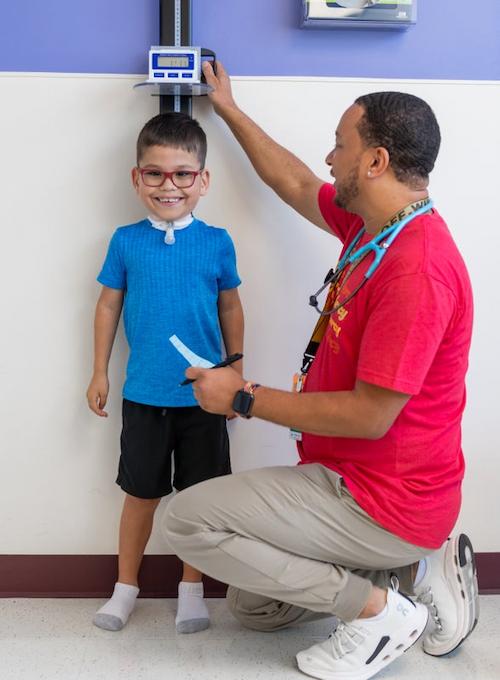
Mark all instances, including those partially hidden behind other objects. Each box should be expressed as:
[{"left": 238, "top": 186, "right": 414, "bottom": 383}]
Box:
[{"left": 0, "top": 0, "right": 499, "bottom": 80}]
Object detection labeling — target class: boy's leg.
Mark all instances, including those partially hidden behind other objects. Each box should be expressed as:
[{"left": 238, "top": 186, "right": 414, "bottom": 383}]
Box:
[
  {"left": 93, "top": 399, "right": 175, "bottom": 631},
  {"left": 173, "top": 407, "right": 231, "bottom": 634},
  {"left": 118, "top": 494, "right": 162, "bottom": 585},
  {"left": 93, "top": 494, "right": 160, "bottom": 631},
  {"left": 175, "top": 562, "right": 210, "bottom": 634}
]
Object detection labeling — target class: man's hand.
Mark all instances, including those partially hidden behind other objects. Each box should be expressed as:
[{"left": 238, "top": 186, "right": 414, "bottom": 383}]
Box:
[
  {"left": 86, "top": 373, "right": 110, "bottom": 417},
  {"left": 202, "top": 61, "right": 238, "bottom": 117},
  {"left": 186, "top": 365, "right": 245, "bottom": 416}
]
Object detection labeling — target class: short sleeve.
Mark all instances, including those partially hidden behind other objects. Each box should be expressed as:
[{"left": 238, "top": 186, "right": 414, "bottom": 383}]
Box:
[
  {"left": 217, "top": 230, "right": 241, "bottom": 291},
  {"left": 97, "top": 230, "right": 126, "bottom": 290},
  {"left": 357, "top": 274, "right": 456, "bottom": 394}
]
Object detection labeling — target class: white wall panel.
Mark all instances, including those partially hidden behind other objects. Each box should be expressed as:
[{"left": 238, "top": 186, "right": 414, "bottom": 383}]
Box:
[{"left": 0, "top": 73, "right": 498, "bottom": 553}]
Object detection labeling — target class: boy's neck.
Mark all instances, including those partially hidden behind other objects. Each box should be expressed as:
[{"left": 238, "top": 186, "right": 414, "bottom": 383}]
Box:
[{"left": 148, "top": 213, "right": 194, "bottom": 228}]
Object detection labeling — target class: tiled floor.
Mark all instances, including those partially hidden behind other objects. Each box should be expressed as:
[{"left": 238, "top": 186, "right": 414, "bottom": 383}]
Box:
[{"left": 0, "top": 596, "right": 498, "bottom": 679}]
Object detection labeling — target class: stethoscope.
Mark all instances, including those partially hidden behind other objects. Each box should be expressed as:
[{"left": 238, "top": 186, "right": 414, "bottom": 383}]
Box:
[{"left": 309, "top": 200, "right": 434, "bottom": 316}]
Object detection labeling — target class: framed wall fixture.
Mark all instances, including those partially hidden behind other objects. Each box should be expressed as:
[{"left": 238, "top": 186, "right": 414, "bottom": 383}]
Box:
[{"left": 301, "top": 0, "right": 417, "bottom": 29}]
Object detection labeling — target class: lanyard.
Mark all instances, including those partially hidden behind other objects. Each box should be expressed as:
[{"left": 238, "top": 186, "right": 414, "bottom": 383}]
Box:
[{"left": 301, "top": 198, "right": 433, "bottom": 374}]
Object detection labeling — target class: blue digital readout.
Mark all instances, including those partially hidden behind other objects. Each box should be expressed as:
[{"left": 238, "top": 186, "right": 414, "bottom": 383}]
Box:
[{"left": 152, "top": 53, "right": 195, "bottom": 71}]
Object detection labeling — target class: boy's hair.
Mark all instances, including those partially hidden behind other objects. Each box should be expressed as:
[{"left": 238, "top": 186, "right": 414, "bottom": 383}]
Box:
[
  {"left": 354, "top": 91, "right": 441, "bottom": 188},
  {"left": 136, "top": 112, "right": 207, "bottom": 168}
]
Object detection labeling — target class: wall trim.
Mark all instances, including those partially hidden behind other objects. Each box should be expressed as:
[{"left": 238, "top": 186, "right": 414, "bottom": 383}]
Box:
[
  {"left": 1, "top": 73, "right": 499, "bottom": 86},
  {"left": 1, "top": 553, "right": 498, "bottom": 598}
]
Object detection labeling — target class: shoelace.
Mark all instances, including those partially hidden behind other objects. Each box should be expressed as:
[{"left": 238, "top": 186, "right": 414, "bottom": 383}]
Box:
[
  {"left": 416, "top": 586, "right": 443, "bottom": 631},
  {"left": 327, "top": 621, "right": 367, "bottom": 660}
]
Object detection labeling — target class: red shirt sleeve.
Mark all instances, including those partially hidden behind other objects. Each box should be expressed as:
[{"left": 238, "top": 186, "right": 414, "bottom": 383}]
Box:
[
  {"left": 318, "top": 183, "right": 363, "bottom": 244},
  {"left": 357, "top": 273, "right": 457, "bottom": 394}
]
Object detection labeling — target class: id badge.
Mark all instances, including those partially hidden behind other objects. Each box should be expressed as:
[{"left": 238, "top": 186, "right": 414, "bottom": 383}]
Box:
[{"left": 290, "top": 372, "right": 306, "bottom": 441}]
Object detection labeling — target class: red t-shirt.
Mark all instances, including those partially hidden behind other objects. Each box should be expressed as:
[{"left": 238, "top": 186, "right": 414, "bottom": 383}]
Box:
[{"left": 298, "top": 184, "right": 473, "bottom": 549}]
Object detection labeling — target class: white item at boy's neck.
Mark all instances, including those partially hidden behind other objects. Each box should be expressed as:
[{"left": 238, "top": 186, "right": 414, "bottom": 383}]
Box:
[{"left": 148, "top": 213, "right": 194, "bottom": 245}]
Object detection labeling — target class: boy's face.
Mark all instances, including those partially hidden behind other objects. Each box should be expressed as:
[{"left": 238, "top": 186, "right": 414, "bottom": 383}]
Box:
[{"left": 132, "top": 145, "right": 209, "bottom": 222}]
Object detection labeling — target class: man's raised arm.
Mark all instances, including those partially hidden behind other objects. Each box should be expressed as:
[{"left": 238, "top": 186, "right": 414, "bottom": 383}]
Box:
[{"left": 202, "top": 61, "right": 330, "bottom": 232}]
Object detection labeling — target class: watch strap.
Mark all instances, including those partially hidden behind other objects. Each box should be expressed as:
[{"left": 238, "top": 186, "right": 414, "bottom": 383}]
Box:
[{"left": 243, "top": 381, "right": 261, "bottom": 396}]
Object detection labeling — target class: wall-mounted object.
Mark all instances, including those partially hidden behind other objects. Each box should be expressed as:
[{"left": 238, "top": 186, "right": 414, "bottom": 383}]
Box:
[
  {"left": 301, "top": 0, "right": 417, "bottom": 29},
  {"left": 134, "top": 46, "right": 216, "bottom": 97}
]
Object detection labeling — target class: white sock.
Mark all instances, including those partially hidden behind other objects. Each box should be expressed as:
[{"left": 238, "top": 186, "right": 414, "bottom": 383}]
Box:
[
  {"left": 175, "top": 581, "right": 210, "bottom": 634},
  {"left": 414, "top": 559, "right": 427, "bottom": 587},
  {"left": 93, "top": 582, "right": 139, "bottom": 631}
]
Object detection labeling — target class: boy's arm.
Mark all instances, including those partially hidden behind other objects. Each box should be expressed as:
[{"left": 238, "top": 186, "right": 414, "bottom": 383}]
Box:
[
  {"left": 202, "top": 61, "right": 329, "bottom": 232},
  {"left": 87, "top": 286, "right": 124, "bottom": 417},
  {"left": 218, "top": 288, "right": 244, "bottom": 377}
]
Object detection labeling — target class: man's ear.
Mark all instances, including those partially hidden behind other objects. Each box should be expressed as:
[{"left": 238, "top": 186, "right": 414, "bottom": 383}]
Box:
[{"left": 367, "top": 147, "right": 390, "bottom": 179}]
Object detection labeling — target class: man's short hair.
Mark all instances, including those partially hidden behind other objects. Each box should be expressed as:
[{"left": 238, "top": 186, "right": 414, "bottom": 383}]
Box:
[
  {"left": 354, "top": 92, "right": 441, "bottom": 188},
  {"left": 136, "top": 112, "right": 207, "bottom": 168}
]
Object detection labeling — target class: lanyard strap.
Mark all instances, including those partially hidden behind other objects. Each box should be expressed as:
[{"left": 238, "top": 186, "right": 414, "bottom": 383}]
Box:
[{"left": 301, "top": 198, "right": 433, "bottom": 374}]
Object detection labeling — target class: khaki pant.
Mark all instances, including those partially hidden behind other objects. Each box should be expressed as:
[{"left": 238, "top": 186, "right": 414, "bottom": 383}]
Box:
[{"left": 163, "top": 463, "right": 430, "bottom": 625}]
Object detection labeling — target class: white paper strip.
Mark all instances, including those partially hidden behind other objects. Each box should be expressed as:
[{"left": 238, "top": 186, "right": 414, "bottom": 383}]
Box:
[{"left": 169, "top": 335, "right": 214, "bottom": 368}]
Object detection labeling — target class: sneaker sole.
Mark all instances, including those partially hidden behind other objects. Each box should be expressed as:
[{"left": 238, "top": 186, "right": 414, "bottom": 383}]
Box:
[
  {"left": 424, "top": 533, "right": 479, "bottom": 657},
  {"left": 296, "top": 604, "right": 428, "bottom": 680}
]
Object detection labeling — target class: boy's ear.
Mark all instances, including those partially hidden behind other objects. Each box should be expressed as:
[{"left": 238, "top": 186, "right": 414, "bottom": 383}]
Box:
[
  {"left": 200, "top": 168, "right": 210, "bottom": 196},
  {"left": 131, "top": 167, "right": 140, "bottom": 190}
]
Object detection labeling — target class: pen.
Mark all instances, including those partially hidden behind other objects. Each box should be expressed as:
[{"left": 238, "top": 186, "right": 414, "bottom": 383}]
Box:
[{"left": 179, "top": 353, "right": 244, "bottom": 386}]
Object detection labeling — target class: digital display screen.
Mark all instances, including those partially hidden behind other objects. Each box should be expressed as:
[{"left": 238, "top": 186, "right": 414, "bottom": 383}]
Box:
[{"left": 157, "top": 56, "right": 190, "bottom": 68}]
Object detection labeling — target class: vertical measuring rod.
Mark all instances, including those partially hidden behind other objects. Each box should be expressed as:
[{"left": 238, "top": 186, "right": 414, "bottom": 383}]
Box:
[{"left": 159, "top": 0, "right": 192, "bottom": 115}]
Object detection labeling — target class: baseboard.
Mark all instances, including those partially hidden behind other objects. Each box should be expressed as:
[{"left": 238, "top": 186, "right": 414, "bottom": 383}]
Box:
[{"left": 0, "top": 553, "right": 498, "bottom": 597}]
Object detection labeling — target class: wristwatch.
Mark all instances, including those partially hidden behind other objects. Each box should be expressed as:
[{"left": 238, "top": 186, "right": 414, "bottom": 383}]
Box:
[{"left": 232, "top": 381, "right": 261, "bottom": 419}]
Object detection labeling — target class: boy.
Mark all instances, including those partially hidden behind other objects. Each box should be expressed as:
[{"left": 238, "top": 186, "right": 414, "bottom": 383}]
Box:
[{"left": 87, "top": 112, "right": 243, "bottom": 633}]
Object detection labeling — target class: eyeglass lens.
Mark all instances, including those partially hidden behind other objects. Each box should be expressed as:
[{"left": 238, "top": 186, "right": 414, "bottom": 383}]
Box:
[{"left": 141, "top": 169, "right": 198, "bottom": 188}]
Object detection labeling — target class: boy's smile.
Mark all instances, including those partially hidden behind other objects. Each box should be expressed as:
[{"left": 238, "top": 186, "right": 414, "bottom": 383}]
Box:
[{"left": 132, "top": 145, "right": 209, "bottom": 223}]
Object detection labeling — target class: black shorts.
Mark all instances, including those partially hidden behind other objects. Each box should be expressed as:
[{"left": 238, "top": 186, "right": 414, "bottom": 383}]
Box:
[{"left": 117, "top": 399, "right": 231, "bottom": 499}]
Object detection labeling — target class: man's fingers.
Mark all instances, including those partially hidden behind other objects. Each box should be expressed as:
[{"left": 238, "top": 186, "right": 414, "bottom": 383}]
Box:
[
  {"left": 214, "top": 60, "right": 227, "bottom": 79},
  {"left": 185, "top": 366, "right": 208, "bottom": 381},
  {"left": 202, "top": 60, "right": 217, "bottom": 84}
]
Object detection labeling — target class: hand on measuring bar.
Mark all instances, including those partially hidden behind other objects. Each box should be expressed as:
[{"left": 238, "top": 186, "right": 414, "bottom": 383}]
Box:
[{"left": 202, "top": 60, "right": 238, "bottom": 117}]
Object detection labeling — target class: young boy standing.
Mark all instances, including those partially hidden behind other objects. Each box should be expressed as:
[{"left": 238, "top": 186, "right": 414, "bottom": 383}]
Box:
[{"left": 87, "top": 113, "right": 243, "bottom": 633}]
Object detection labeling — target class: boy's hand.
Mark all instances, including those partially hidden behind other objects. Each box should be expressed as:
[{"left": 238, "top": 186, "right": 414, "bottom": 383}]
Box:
[
  {"left": 87, "top": 374, "right": 110, "bottom": 417},
  {"left": 202, "top": 61, "right": 238, "bottom": 117},
  {"left": 186, "top": 365, "right": 245, "bottom": 417}
]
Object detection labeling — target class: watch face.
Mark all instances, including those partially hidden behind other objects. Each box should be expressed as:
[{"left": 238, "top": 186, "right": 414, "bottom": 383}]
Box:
[{"left": 232, "top": 390, "right": 254, "bottom": 417}]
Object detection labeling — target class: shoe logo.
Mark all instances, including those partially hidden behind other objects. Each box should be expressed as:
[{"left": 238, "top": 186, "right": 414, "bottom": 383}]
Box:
[
  {"left": 397, "top": 603, "right": 409, "bottom": 617},
  {"left": 365, "top": 636, "right": 390, "bottom": 664}
]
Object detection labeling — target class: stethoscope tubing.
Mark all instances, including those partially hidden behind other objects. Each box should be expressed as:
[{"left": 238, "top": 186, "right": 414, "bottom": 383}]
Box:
[{"left": 310, "top": 200, "right": 434, "bottom": 314}]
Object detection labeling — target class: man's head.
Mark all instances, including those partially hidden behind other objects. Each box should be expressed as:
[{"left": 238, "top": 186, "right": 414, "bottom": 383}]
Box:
[
  {"left": 355, "top": 91, "right": 441, "bottom": 187},
  {"left": 132, "top": 113, "right": 209, "bottom": 222},
  {"left": 326, "top": 92, "right": 441, "bottom": 211}
]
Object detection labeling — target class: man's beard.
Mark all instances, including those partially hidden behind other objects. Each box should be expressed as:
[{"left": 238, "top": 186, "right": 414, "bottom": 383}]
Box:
[{"left": 334, "top": 164, "right": 360, "bottom": 210}]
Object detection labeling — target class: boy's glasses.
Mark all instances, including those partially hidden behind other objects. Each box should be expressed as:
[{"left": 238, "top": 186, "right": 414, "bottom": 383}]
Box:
[{"left": 138, "top": 167, "right": 202, "bottom": 189}]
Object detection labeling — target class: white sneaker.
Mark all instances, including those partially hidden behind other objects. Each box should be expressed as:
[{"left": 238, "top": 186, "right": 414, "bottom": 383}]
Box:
[
  {"left": 296, "top": 587, "right": 428, "bottom": 680},
  {"left": 415, "top": 533, "right": 479, "bottom": 656}
]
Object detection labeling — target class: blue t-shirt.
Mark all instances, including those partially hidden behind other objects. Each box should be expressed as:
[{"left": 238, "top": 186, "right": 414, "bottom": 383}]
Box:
[{"left": 97, "top": 218, "right": 241, "bottom": 407}]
